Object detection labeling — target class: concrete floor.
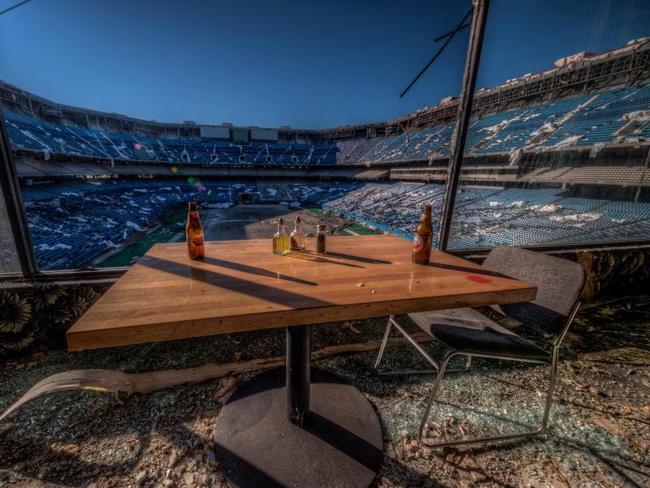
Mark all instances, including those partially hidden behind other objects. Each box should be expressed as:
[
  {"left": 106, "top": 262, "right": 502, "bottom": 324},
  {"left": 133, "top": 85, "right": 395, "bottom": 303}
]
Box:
[{"left": 0, "top": 295, "right": 648, "bottom": 487}]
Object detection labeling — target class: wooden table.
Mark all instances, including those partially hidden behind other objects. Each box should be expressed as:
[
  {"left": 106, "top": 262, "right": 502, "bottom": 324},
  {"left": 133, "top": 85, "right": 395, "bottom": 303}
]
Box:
[{"left": 67, "top": 235, "right": 536, "bottom": 488}]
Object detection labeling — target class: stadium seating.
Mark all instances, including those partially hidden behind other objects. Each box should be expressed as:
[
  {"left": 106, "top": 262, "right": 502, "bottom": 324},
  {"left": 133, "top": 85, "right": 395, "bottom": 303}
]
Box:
[
  {"left": 21, "top": 179, "right": 360, "bottom": 269},
  {"left": 18, "top": 175, "right": 650, "bottom": 270},
  {"left": 4, "top": 111, "right": 338, "bottom": 165},
  {"left": 324, "top": 182, "right": 650, "bottom": 249},
  {"left": 6, "top": 81, "right": 650, "bottom": 271},
  {"left": 4, "top": 83, "right": 649, "bottom": 167},
  {"left": 334, "top": 84, "right": 650, "bottom": 164}
]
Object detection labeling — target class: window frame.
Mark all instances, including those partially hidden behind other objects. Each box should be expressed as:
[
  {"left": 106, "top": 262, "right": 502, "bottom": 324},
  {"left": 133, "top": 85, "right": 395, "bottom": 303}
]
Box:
[
  {"left": 0, "top": 106, "right": 38, "bottom": 279},
  {"left": 1, "top": 0, "right": 649, "bottom": 283}
]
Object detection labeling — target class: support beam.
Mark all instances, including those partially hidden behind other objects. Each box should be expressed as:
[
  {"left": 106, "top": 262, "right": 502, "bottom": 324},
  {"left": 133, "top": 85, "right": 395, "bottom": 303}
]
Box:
[
  {"left": 438, "top": 0, "right": 490, "bottom": 251},
  {"left": 0, "top": 108, "right": 38, "bottom": 277}
]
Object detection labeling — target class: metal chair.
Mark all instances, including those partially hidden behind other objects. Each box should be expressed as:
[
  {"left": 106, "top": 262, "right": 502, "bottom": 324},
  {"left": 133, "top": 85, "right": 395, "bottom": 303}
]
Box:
[
  {"left": 374, "top": 246, "right": 585, "bottom": 448},
  {"left": 374, "top": 310, "right": 474, "bottom": 374}
]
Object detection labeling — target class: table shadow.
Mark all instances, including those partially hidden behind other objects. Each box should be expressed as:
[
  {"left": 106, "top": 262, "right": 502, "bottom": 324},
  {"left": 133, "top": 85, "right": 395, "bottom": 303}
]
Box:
[
  {"left": 286, "top": 251, "right": 364, "bottom": 268},
  {"left": 303, "top": 410, "right": 383, "bottom": 472},
  {"left": 139, "top": 255, "right": 332, "bottom": 309},
  {"left": 203, "top": 256, "right": 317, "bottom": 286},
  {"left": 323, "top": 251, "right": 392, "bottom": 265}
]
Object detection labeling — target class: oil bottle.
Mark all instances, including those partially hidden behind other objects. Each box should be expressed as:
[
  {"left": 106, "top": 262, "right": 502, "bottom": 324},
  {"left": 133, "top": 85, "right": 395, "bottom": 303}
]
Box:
[{"left": 273, "top": 217, "right": 291, "bottom": 255}]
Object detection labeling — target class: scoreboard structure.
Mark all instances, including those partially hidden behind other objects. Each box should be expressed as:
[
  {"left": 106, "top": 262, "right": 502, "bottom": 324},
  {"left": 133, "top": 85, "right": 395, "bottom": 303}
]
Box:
[{"left": 231, "top": 127, "right": 250, "bottom": 144}]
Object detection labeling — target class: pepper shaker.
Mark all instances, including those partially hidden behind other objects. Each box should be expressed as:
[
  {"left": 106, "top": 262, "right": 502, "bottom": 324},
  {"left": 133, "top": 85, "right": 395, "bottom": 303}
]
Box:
[{"left": 316, "top": 224, "right": 327, "bottom": 253}]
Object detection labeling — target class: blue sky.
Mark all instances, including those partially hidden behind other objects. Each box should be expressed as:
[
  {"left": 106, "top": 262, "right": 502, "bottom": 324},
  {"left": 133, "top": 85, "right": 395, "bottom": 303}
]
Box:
[{"left": 0, "top": 0, "right": 648, "bottom": 128}]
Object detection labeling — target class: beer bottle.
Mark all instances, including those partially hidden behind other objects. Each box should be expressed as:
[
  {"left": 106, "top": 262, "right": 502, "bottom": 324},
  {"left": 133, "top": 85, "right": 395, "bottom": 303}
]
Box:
[
  {"left": 412, "top": 204, "right": 433, "bottom": 265},
  {"left": 273, "top": 217, "right": 291, "bottom": 255},
  {"left": 186, "top": 202, "right": 205, "bottom": 260},
  {"left": 290, "top": 216, "right": 306, "bottom": 251}
]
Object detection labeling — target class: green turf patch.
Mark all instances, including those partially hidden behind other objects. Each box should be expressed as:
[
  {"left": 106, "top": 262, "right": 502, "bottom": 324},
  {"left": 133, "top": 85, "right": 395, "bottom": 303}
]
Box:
[
  {"left": 98, "top": 208, "right": 186, "bottom": 267},
  {"left": 304, "top": 207, "right": 325, "bottom": 217},
  {"left": 346, "top": 224, "right": 377, "bottom": 235},
  {"left": 306, "top": 207, "right": 378, "bottom": 235}
]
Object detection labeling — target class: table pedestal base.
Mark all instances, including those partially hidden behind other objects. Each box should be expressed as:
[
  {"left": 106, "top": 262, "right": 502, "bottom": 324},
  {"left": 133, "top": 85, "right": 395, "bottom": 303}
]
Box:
[{"left": 213, "top": 367, "right": 383, "bottom": 488}]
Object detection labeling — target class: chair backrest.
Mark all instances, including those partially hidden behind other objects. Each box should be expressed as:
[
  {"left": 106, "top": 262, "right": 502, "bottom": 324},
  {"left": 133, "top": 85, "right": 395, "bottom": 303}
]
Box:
[{"left": 483, "top": 247, "right": 585, "bottom": 333}]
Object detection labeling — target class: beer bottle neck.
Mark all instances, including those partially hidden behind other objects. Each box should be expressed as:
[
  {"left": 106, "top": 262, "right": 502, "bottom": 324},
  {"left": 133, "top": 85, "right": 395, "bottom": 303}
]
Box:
[
  {"left": 421, "top": 207, "right": 432, "bottom": 223},
  {"left": 188, "top": 203, "right": 199, "bottom": 222}
]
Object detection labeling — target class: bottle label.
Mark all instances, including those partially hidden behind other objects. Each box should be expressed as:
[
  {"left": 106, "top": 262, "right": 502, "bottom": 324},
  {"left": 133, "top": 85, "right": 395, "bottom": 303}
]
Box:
[
  {"left": 412, "top": 234, "right": 424, "bottom": 252},
  {"left": 188, "top": 228, "right": 204, "bottom": 247}
]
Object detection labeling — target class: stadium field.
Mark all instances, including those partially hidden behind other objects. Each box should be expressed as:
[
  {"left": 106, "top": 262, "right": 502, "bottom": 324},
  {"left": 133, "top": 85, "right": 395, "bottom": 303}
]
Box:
[
  {"left": 95, "top": 203, "right": 379, "bottom": 268},
  {"left": 97, "top": 207, "right": 187, "bottom": 267}
]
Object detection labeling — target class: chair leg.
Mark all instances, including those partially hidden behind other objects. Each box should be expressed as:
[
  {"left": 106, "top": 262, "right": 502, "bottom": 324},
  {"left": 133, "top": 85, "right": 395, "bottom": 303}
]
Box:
[
  {"left": 374, "top": 316, "right": 472, "bottom": 375},
  {"left": 374, "top": 315, "right": 440, "bottom": 374},
  {"left": 373, "top": 316, "right": 394, "bottom": 370},
  {"left": 418, "top": 351, "right": 455, "bottom": 442},
  {"left": 418, "top": 350, "right": 559, "bottom": 448},
  {"left": 540, "top": 346, "right": 560, "bottom": 431}
]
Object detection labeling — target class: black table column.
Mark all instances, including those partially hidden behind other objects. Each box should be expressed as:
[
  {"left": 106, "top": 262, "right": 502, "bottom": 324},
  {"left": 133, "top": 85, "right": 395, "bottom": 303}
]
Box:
[
  {"left": 286, "top": 324, "right": 310, "bottom": 426},
  {"left": 213, "top": 323, "right": 383, "bottom": 487}
]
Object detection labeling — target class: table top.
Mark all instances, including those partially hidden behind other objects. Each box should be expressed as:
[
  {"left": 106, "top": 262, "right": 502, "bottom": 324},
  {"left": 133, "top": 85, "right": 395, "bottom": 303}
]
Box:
[{"left": 67, "top": 235, "right": 536, "bottom": 351}]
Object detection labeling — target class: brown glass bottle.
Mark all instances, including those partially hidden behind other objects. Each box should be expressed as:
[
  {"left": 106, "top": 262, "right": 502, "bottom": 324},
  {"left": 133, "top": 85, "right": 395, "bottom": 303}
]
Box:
[
  {"left": 316, "top": 224, "right": 327, "bottom": 253},
  {"left": 411, "top": 204, "right": 433, "bottom": 265},
  {"left": 186, "top": 202, "right": 205, "bottom": 260}
]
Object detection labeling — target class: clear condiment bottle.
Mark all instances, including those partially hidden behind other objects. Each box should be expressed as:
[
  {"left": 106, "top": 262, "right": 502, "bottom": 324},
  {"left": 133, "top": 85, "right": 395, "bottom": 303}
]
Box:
[
  {"left": 316, "top": 224, "right": 327, "bottom": 253},
  {"left": 290, "top": 216, "right": 306, "bottom": 251},
  {"left": 273, "top": 217, "right": 291, "bottom": 255}
]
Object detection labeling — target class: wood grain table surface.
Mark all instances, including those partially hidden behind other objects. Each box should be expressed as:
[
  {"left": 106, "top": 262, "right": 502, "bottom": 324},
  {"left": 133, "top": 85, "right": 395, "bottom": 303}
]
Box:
[{"left": 67, "top": 235, "right": 536, "bottom": 351}]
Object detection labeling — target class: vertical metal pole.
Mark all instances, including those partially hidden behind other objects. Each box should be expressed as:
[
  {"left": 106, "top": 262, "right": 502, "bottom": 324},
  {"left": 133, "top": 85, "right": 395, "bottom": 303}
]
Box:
[
  {"left": 286, "top": 324, "right": 310, "bottom": 426},
  {"left": 437, "top": 0, "right": 490, "bottom": 251},
  {"left": 0, "top": 108, "right": 38, "bottom": 277},
  {"left": 636, "top": 146, "right": 650, "bottom": 203}
]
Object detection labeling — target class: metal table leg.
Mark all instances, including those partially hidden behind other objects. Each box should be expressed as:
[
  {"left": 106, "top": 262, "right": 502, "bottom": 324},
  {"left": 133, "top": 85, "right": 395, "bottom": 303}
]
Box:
[
  {"left": 213, "top": 325, "right": 383, "bottom": 488},
  {"left": 287, "top": 324, "right": 310, "bottom": 425}
]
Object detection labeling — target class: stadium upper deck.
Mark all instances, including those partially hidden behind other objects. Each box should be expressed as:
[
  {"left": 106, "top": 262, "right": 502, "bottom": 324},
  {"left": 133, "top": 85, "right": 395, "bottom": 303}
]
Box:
[
  {"left": 3, "top": 110, "right": 338, "bottom": 166},
  {"left": 1, "top": 39, "right": 649, "bottom": 170},
  {"left": 337, "top": 83, "right": 650, "bottom": 164}
]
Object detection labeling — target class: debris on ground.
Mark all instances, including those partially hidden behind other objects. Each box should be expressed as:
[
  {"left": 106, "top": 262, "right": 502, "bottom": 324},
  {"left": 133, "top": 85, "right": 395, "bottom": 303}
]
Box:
[{"left": 0, "top": 297, "right": 648, "bottom": 487}]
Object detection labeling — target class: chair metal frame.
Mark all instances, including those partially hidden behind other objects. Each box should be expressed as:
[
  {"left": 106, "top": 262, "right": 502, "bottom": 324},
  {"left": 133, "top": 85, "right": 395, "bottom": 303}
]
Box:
[
  {"left": 374, "top": 301, "right": 581, "bottom": 448},
  {"left": 374, "top": 315, "right": 471, "bottom": 375}
]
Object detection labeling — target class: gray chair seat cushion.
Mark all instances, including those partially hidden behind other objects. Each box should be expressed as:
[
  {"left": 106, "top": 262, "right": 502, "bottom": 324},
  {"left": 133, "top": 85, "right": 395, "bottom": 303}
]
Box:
[{"left": 407, "top": 308, "right": 550, "bottom": 363}]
